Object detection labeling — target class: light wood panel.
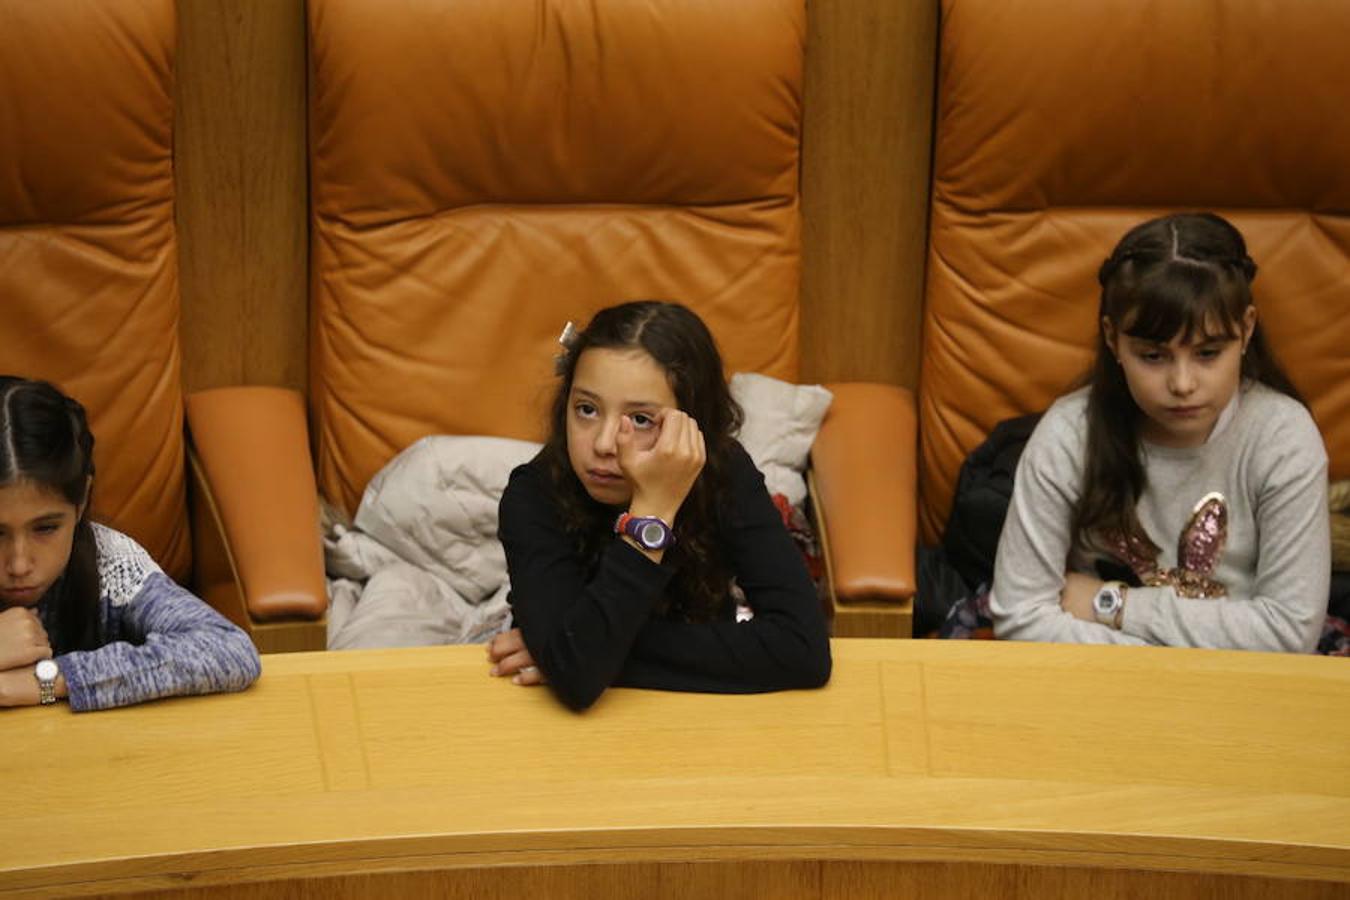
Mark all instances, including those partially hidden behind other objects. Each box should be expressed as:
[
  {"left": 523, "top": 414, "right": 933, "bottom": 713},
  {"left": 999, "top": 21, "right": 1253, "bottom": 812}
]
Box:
[
  {"left": 3, "top": 641, "right": 1347, "bottom": 898},
  {"left": 92, "top": 862, "right": 1350, "bottom": 900},
  {"left": 175, "top": 0, "right": 309, "bottom": 393},
  {"left": 800, "top": 0, "right": 937, "bottom": 389}
]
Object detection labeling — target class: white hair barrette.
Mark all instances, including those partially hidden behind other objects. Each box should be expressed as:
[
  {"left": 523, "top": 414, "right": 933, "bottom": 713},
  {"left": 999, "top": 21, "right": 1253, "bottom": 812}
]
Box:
[{"left": 554, "top": 321, "right": 579, "bottom": 375}]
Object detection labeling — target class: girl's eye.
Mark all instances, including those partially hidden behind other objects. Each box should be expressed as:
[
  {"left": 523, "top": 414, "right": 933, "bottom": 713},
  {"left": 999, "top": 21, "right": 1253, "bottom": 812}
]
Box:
[
  {"left": 1138, "top": 350, "right": 1165, "bottom": 364},
  {"left": 574, "top": 402, "right": 598, "bottom": 419},
  {"left": 1195, "top": 346, "right": 1223, "bottom": 361},
  {"left": 629, "top": 413, "right": 656, "bottom": 429},
  {"left": 33, "top": 523, "right": 60, "bottom": 536}
]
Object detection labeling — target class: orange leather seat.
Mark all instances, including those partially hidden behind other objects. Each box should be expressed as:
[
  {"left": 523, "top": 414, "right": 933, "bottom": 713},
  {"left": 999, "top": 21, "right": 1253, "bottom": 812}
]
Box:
[
  {"left": 302, "top": 0, "right": 914, "bottom": 629},
  {"left": 0, "top": 1, "right": 190, "bottom": 579},
  {"left": 0, "top": 1, "right": 326, "bottom": 646},
  {"left": 919, "top": 0, "right": 1350, "bottom": 545}
]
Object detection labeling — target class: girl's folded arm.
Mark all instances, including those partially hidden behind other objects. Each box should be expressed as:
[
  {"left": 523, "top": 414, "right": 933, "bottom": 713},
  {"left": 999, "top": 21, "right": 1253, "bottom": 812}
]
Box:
[{"left": 56, "top": 573, "right": 261, "bottom": 712}]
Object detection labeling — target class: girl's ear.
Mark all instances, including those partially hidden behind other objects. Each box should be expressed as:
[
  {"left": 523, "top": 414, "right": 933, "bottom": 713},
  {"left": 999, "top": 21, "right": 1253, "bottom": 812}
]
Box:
[{"left": 1241, "top": 305, "right": 1257, "bottom": 352}]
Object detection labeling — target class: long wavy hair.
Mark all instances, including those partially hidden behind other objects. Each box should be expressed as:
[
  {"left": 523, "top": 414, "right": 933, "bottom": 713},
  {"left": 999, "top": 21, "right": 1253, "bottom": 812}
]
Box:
[
  {"left": 1075, "top": 212, "right": 1301, "bottom": 558},
  {"left": 543, "top": 301, "right": 744, "bottom": 622},
  {"left": 0, "top": 377, "right": 101, "bottom": 653}
]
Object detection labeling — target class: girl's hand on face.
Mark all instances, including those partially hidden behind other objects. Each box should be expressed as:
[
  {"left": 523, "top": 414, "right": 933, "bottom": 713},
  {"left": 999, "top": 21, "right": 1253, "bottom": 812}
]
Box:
[
  {"left": 0, "top": 607, "right": 53, "bottom": 670},
  {"left": 486, "top": 628, "right": 546, "bottom": 686},
  {"left": 1060, "top": 572, "right": 1104, "bottom": 622},
  {"left": 615, "top": 409, "right": 706, "bottom": 525}
]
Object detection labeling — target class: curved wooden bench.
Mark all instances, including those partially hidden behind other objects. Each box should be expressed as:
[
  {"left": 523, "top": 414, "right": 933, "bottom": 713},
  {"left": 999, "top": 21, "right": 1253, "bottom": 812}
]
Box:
[{"left": 4, "top": 640, "right": 1347, "bottom": 898}]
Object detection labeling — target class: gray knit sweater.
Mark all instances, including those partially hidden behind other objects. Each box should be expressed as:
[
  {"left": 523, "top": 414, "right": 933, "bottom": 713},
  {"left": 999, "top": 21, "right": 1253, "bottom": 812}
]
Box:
[
  {"left": 45, "top": 524, "right": 262, "bottom": 711},
  {"left": 990, "top": 382, "right": 1330, "bottom": 652}
]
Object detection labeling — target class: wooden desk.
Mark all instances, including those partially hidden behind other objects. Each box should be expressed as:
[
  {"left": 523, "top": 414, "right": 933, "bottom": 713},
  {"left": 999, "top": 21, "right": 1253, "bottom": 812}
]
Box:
[{"left": 3, "top": 640, "right": 1348, "bottom": 899}]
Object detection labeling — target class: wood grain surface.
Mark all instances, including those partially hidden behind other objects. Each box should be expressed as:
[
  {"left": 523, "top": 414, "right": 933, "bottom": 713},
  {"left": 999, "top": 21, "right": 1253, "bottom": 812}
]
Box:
[
  {"left": 800, "top": 0, "right": 936, "bottom": 388},
  {"left": 3, "top": 640, "right": 1346, "bottom": 898},
  {"left": 175, "top": 0, "right": 309, "bottom": 393}
]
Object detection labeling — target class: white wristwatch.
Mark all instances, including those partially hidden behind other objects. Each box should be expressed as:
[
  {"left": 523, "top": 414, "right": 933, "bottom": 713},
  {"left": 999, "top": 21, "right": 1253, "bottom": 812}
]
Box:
[
  {"left": 1092, "top": 581, "right": 1127, "bottom": 629},
  {"left": 34, "top": 659, "right": 59, "bottom": 705}
]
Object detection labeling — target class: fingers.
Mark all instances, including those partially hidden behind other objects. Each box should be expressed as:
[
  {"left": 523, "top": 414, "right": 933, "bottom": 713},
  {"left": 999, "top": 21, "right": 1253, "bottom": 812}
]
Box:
[
  {"left": 489, "top": 648, "right": 535, "bottom": 677},
  {"left": 489, "top": 648, "right": 548, "bottom": 686},
  {"left": 615, "top": 416, "right": 637, "bottom": 468},
  {"left": 685, "top": 411, "right": 706, "bottom": 466},
  {"left": 652, "top": 408, "right": 686, "bottom": 452},
  {"left": 486, "top": 629, "right": 545, "bottom": 685},
  {"left": 512, "top": 665, "right": 547, "bottom": 686},
  {"left": 0, "top": 608, "right": 53, "bottom": 668},
  {"left": 485, "top": 628, "right": 525, "bottom": 663}
]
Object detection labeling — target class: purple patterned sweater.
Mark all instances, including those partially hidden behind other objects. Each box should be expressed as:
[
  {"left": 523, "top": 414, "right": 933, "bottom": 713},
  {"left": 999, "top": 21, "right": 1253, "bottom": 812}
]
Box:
[{"left": 42, "top": 524, "right": 261, "bottom": 712}]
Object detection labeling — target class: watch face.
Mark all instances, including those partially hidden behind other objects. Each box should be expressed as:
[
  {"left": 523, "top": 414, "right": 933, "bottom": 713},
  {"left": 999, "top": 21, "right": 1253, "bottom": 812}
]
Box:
[
  {"left": 1094, "top": 587, "right": 1121, "bottom": 614},
  {"left": 638, "top": 521, "right": 668, "bottom": 549},
  {"left": 35, "top": 659, "right": 59, "bottom": 681}
]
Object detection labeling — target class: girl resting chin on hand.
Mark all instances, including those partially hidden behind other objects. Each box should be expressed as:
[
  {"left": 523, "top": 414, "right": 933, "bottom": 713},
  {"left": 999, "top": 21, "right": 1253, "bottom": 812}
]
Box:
[
  {"left": 0, "top": 377, "right": 261, "bottom": 711},
  {"left": 487, "top": 301, "right": 831, "bottom": 710}
]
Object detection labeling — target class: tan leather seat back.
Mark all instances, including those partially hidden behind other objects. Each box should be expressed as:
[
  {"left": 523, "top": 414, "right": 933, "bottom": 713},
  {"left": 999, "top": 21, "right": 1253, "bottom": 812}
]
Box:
[
  {"left": 309, "top": 0, "right": 804, "bottom": 515},
  {"left": 0, "top": 0, "right": 189, "bottom": 579},
  {"left": 919, "top": 0, "right": 1350, "bottom": 543}
]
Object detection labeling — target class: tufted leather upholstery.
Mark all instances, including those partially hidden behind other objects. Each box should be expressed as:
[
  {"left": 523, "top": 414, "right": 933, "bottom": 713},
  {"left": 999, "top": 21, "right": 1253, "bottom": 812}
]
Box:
[
  {"left": 0, "top": 0, "right": 190, "bottom": 580},
  {"left": 918, "top": 0, "right": 1350, "bottom": 543},
  {"left": 309, "top": 0, "right": 805, "bottom": 517}
]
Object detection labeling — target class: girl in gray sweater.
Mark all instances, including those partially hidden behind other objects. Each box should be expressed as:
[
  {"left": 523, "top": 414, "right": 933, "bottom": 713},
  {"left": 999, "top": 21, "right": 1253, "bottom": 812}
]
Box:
[
  {"left": 990, "top": 213, "right": 1329, "bottom": 652},
  {"left": 0, "top": 377, "right": 261, "bottom": 710}
]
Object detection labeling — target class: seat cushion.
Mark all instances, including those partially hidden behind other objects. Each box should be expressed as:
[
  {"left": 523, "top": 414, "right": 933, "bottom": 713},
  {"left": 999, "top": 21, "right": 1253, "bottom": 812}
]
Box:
[
  {"left": 0, "top": 0, "right": 188, "bottom": 579},
  {"left": 309, "top": 0, "right": 805, "bottom": 515},
  {"left": 919, "top": 0, "right": 1350, "bottom": 542}
]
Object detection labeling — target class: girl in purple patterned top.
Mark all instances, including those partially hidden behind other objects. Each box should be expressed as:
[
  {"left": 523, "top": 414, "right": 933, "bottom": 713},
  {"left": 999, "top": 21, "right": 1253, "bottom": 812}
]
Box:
[{"left": 0, "top": 377, "right": 260, "bottom": 711}]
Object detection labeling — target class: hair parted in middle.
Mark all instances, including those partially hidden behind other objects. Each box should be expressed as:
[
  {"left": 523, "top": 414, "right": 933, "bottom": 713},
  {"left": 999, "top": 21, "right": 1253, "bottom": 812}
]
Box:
[
  {"left": 0, "top": 376, "right": 102, "bottom": 654},
  {"left": 1076, "top": 211, "right": 1301, "bottom": 559},
  {"left": 543, "top": 300, "right": 744, "bottom": 622}
]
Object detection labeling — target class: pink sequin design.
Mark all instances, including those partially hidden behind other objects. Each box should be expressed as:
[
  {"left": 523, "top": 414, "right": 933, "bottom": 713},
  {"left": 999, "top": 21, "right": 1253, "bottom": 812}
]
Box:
[{"left": 1103, "top": 492, "right": 1230, "bottom": 599}]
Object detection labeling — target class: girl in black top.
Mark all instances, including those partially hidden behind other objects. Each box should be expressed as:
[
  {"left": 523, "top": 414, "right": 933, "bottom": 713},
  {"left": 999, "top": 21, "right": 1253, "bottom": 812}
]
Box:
[{"left": 488, "top": 301, "right": 831, "bottom": 710}]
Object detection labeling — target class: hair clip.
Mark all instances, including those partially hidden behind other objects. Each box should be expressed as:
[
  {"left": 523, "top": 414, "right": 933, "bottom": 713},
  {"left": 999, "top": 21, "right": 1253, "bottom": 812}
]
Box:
[{"left": 554, "top": 321, "right": 579, "bottom": 375}]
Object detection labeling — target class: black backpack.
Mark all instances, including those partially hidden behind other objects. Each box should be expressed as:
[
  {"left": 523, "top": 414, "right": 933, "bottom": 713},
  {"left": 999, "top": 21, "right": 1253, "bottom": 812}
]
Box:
[
  {"left": 914, "top": 412, "right": 1043, "bottom": 636},
  {"left": 941, "top": 412, "right": 1043, "bottom": 591}
]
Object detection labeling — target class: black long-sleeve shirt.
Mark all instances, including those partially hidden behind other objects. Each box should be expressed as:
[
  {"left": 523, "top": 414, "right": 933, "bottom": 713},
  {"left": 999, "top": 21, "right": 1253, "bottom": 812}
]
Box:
[{"left": 498, "top": 443, "right": 832, "bottom": 711}]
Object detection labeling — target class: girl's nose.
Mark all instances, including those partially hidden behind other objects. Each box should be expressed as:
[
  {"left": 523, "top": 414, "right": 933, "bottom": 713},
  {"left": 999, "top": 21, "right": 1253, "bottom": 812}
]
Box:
[
  {"left": 1168, "top": 360, "right": 1197, "bottom": 396},
  {"left": 594, "top": 417, "right": 620, "bottom": 456},
  {"left": 4, "top": 538, "right": 34, "bottom": 578}
]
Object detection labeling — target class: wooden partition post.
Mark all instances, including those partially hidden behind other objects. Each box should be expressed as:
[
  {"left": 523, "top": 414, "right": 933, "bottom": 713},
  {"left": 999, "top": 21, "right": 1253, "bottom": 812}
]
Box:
[
  {"left": 175, "top": 0, "right": 310, "bottom": 394},
  {"left": 801, "top": 0, "right": 937, "bottom": 390}
]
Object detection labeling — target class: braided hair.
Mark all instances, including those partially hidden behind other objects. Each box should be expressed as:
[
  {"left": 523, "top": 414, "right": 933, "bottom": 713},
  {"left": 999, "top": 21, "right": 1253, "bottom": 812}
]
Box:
[
  {"left": 1075, "top": 213, "right": 1302, "bottom": 558},
  {"left": 0, "top": 377, "right": 101, "bottom": 652}
]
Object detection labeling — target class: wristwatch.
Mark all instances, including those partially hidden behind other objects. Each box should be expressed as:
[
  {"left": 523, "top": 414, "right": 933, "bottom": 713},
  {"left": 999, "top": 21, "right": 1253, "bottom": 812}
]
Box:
[
  {"left": 34, "top": 659, "right": 59, "bottom": 705},
  {"left": 1092, "top": 581, "right": 1127, "bottom": 629},
  {"left": 615, "top": 512, "right": 675, "bottom": 551}
]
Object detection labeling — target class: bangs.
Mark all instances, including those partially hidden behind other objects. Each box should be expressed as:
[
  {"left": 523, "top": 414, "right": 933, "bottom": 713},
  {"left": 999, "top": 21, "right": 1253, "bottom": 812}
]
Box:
[{"left": 1114, "top": 260, "right": 1247, "bottom": 344}]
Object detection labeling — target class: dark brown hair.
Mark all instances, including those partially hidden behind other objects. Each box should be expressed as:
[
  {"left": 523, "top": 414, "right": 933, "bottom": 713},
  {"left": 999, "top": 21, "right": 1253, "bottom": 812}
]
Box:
[
  {"left": 0, "top": 376, "right": 101, "bottom": 652},
  {"left": 1076, "top": 212, "right": 1301, "bottom": 557},
  {"left": 543, "top": 301, "right": 743, "bottom": 622}
]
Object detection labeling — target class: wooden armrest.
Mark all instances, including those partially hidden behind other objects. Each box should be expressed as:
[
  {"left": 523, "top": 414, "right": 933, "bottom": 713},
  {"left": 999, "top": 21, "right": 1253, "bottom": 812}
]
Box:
[{"left": 186, "top": 387, "right": 327, "bottom": 621}]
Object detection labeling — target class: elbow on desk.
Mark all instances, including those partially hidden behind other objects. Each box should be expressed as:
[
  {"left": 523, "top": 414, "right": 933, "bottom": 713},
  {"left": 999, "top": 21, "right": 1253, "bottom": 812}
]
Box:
[
  {"left": 550, "top": 675, "right": 607, "bottom": 712},
  {"left": 791, "top": 636, "right": 833, "bottom": 690}
]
